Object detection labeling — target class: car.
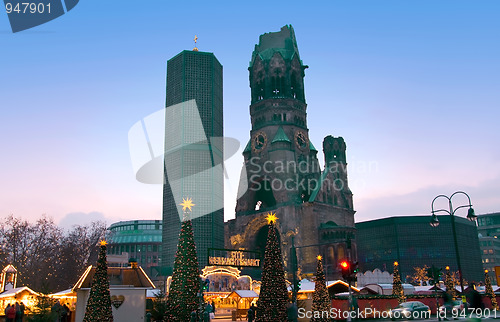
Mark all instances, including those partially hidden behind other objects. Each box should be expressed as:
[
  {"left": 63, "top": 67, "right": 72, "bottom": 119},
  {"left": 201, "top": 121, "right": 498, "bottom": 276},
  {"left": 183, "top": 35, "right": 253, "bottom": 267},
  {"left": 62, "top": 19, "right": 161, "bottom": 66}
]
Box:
[{"left": 390, "top": 301, "right": 431, "bottom": 320}]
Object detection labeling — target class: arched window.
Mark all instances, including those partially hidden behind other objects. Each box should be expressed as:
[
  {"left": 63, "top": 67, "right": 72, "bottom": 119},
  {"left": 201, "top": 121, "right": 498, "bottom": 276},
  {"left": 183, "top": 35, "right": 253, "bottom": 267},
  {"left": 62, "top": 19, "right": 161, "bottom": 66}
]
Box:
[
  {"left": 337, "top": 246, "right": 345, "bottom": 261},
  {"left": 271, "top": 76, "right": 278, "bottom": 96},
  {"left": 328, "top": 246, "right": 335, "bottom": 264},
  {"left": 291, "top": 72, "right": 298, "bottom": 99},
  {"left": 257, "top": 80, "right": 264, "bottom": 100},
  {"left": 271, "top": 70, "right": 283, "bottom": 96}
]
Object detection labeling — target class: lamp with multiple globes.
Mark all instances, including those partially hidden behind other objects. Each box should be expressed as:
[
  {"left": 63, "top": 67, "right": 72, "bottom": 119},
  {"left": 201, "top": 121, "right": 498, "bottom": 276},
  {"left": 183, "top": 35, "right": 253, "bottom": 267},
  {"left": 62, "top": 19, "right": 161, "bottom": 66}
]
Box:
[{"left": 429, "top": 191, "right": 476, "bottom": 300}]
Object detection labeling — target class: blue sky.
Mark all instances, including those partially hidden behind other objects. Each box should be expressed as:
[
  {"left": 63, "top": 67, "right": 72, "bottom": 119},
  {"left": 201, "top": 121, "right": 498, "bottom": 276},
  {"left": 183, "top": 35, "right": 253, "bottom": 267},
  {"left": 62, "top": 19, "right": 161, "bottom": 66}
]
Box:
[{"left": 0, "top": 1, "right": 499, "bottom": 228}]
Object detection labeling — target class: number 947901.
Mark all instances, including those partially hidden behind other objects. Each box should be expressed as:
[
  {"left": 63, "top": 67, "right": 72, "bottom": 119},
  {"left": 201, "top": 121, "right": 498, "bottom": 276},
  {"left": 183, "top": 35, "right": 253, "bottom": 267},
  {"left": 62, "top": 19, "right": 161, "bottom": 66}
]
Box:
[{"left": 6, "top": 2, "right": 51, "bottom": 14}]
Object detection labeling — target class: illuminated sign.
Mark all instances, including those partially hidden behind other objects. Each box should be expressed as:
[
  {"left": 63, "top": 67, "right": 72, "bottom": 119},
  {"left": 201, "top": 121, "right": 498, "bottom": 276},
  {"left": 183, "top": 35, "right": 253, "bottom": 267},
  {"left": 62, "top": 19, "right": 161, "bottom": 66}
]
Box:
[{"left": 208, "top": 248, "right": 261, "bottom": 267}]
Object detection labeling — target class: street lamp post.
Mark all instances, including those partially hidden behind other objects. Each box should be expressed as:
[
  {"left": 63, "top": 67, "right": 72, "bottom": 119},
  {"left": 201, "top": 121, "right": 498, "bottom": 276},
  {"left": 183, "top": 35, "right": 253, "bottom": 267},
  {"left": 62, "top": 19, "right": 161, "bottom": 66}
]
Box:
[{"left": 429, "top": 191, "right": 476, "bottom": 297}]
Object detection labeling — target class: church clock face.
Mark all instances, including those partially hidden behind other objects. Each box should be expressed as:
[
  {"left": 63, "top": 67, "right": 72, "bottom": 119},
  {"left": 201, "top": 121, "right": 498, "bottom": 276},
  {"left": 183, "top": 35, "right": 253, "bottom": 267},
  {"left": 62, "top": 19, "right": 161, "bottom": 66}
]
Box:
[
  {"left": 295, "top": 131, "right": 308, "bottom": 150},
  {"left": 252, "top": 132, "right": 267, "bottom": 152}
]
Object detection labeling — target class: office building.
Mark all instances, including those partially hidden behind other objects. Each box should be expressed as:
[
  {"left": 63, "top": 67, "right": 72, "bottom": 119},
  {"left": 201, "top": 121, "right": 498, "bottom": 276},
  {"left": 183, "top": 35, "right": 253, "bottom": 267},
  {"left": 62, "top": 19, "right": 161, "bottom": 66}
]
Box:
[
  {"left": 477, "top": 212, "right": 500, "bottom": 284},
  {"left": 162, "top": 49, "right": 224, "bottom": 269},
  {"left": 107, "top": 220, "right": 162, "bottom": 272}
]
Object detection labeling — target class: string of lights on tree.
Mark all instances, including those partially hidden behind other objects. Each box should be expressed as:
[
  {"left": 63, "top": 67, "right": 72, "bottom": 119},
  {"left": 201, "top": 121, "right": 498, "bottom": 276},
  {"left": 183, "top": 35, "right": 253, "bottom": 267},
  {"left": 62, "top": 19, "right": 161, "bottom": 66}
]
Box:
[
  {"left": 165, "top": 198, "right": 200, "bottom": 322},
  {"left": 256, "top": 213, "right": 288, "bottom": 321},
  {"left": 444, "top": 266, "right": 457, "bottom": 299},
  {"left": 311, "top": 255, "right": 330, "bottom": 322},
  {"left": 392, "top": 261, "right": 405, "bottom": 304},
  {"left": 484, "top": 270, "right": 499, "bottom": 310},
  {"left": 83, "top": 240, "right": 113, "bottom": 322}
]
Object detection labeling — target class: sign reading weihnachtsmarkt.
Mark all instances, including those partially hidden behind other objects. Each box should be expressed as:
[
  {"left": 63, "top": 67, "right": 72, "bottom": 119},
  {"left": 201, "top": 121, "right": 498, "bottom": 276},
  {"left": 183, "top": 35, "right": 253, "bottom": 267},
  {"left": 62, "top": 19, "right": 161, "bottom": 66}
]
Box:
[{"left": 208, "top": 248, "right": 261, "bottom": 267}]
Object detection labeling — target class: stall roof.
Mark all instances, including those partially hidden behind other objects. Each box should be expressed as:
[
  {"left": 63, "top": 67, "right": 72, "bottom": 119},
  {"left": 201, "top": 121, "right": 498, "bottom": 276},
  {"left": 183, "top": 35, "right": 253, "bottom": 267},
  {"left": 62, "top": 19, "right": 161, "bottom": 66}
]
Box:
[
  {"left": 72, "top": 265, "right": 155, "bottom": 291},
  {"left": 227, "top": 290, "right": 259, "bottom": 299},
  {"left": 147, "top": 289, "right": 162, "bottom": 298},
  {"left": 0, "top": 286, "right": 39, "bottom": 298},
  {"left": 287, "top": 280, "right": 360, "bottom": 293},
  {"left": 49, "top": 289, "right": 76, "bottom": 298}
]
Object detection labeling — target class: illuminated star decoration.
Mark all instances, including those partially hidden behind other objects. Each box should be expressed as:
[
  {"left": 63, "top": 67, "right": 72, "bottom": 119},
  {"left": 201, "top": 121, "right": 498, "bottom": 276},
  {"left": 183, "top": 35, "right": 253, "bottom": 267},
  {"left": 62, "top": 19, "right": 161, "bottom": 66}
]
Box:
[
  {"left": 266, "top": 212, "right": 278, "bottom": 224},
  {"left": 394, "top": 261, "right": 398, "bottom": 266},
  {"left": 180, "top": 197, "right": 195, "bottom": 212},
  {"left": 317, "top": 255, "right": 322, "bottom": 261},
  {"left": 99, "top": 240, "right": 107, "bottom": 246}
]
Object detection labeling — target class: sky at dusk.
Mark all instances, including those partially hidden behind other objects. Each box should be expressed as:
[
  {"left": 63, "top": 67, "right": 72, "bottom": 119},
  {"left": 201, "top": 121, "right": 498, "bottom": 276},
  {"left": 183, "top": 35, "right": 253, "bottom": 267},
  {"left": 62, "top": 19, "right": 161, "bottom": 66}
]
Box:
[{"left": 0, "top": 1, "right": 499, "bottom": 229}]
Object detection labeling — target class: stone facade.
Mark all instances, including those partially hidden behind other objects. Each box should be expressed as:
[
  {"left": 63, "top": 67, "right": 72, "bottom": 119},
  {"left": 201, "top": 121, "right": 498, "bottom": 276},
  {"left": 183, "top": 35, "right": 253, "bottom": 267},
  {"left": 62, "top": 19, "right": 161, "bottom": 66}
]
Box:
[{"left": 225, "top": 25, "right": 356, "bottom": 279}]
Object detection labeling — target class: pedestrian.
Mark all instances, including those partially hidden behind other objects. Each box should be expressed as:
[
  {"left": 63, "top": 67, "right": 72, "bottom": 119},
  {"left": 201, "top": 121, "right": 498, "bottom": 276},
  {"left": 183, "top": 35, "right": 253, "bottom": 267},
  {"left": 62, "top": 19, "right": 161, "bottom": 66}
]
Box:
[
  {"left": 204, "top": 302, "right": 213, "bottom": 322},
  {"left": 209, "top": 301, "right": 215, "bottom": 320},
  {"left": 287, "top": 302, "right": 298, "bottom": 322},
  {"left": 247, "top": 303, "right": 256, "bottom": 322},
  {"left": 7, "top": 304, "right": 16, "bottom": 322},
  {"left": 442, "top": 292, "right": 453, "bottom": 319},
  {"left": 467, "top": 283, "right": 483, "bottom": 322},
  {"left": 190, "top": 309, "right": 197, "bottom": 322},
  {"left": 14, "top": 302, "right": 22, "bottom": 322},
  {"left": 19, "top": 302, "right": 25, "bottom": 321},
  {"left": 5, "top": 304, "right": 11, "bottom": 318},
  {"left": 61, "top": 304, "right": 70, "bottom": 322},
  {"left": 468, "top": 284, "right": 483, "bottom": 310}
]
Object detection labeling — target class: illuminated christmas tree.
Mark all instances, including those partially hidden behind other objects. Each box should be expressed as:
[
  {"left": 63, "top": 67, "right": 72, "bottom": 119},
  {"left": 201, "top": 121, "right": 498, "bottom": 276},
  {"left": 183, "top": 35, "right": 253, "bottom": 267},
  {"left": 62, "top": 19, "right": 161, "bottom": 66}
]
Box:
[
  {"left": 485, "top": 270, "right": 499, "bottom": 309},
  {"left": 256, "top": 213, "right": 288, "bottom": 321},
  {"left": 83, "top": 240, "right": 113, "bottom": 322},
  {"left": 444, "top": 266, "right": 457, "bottom": 299},
  {"left": 311, "top": 255, "right": 330, "bottom": 322},
  {"left": 165, "top": 198, "right": 200, "bottom": 322},
  {"left": 392, "top": 261, "right": 405, "bottom": 304}
]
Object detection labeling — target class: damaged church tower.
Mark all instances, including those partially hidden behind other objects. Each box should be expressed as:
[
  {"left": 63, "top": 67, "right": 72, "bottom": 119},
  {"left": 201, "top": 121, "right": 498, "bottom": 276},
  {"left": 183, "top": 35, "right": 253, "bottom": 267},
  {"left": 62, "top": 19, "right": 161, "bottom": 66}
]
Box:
[{"left": 225, "top": 25, "right": 356, "bottom": 278}]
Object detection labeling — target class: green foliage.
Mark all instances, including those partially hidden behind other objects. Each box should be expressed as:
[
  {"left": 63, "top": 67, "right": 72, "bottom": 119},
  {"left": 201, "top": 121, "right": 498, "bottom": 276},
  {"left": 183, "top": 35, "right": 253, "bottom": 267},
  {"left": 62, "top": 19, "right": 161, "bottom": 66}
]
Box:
[
  {"left": 392, "top": 263, "right": 405, "bottom": 304},
  {"left": 407, "top": 265, "right": 430, "bottom": 285},
  {"left": 485, "top": 271, "right": 499, "bottom": 309},
  {"left": 150, "top": 290, "right": 168, "bottom": 321},
  {"left": 83, "top": 243, "right": 113, "bottom": 322},
  {"left": 256, "top": 220, "right": 288, "bottom": 321},
  {"left": 165, "top": 219, "right": 200, "bottom": 322},
  {"left": 311, "top": 257, "right": 330, "bottom": 322},
  {"left": 26, "top": 295, "right": 57, "bottom": 322}
]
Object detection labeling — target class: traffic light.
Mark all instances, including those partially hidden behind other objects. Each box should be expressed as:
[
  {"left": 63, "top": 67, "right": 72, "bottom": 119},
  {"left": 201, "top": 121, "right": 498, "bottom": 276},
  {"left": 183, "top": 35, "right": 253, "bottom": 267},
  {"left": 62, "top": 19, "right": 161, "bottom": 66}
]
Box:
[
  {"left": 351, "top": 261, "right": 359, "bottom": 281},
  {"left": 426, "top": 265, "right": 443, "bottom": 286},
  {"left": 202, "top": 278, "right": 210, "bottom": 291},
  {"left": 352, "top": 261, "right": 359, "bottom": 274},
  {"left": 340, "top": 260, "right": 350, "bottom": 280},
  {"left": 340, "top": 260, "right": 358, "bottom": 282},
  {"left": 293, "top": 279, "right": 301, "bottom": 292}
]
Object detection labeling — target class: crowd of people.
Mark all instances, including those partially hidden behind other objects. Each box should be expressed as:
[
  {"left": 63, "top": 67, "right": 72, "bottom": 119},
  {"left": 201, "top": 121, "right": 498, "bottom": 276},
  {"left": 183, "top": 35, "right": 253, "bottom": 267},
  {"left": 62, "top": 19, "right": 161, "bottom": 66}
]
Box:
[{"left": 3, "top": 302, "right": 24, "bottom": 322}]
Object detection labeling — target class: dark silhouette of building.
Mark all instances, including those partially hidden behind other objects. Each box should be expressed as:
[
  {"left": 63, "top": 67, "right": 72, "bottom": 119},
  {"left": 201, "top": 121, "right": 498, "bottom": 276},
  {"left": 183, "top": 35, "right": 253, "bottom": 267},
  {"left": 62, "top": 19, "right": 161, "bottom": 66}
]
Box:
[
  {"left": 162, "top": 49, "right": 224, "bottom": 269},
  {"left": 225, "top": 25, "right": 356, "bottom": 279},
  {"left": 356, "top": 216, "right": 483, "bottom": 283}
]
